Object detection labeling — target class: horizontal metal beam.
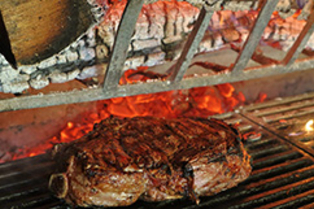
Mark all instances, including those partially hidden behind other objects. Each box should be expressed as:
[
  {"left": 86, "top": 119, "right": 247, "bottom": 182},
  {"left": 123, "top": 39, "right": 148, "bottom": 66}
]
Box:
[{"left": 1, "top": 56, "right": 314, "bottom": 112}]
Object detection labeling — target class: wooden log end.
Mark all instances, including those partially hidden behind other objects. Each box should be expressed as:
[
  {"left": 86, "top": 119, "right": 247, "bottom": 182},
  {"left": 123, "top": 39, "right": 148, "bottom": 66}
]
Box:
[{"left": 0, "top": 0, "right": 94, "bottom": 65}]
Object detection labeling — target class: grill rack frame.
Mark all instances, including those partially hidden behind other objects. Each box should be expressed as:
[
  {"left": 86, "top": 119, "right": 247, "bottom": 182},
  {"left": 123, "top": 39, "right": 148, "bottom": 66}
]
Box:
[{"left": 2, "top": 0, "right": 314, "bottom": 112}]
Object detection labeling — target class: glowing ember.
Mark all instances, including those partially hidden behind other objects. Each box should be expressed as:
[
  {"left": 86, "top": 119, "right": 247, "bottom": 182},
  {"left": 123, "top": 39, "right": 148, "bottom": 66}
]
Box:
[
  {"left": 305, "top": 119, "right": 314, "bottom": 132},
  {"left": 9, "top": 69, "right": 246, "bottom": 161},
  {"left": 257, "top": 93, "right": 267, "bottom": 103}
]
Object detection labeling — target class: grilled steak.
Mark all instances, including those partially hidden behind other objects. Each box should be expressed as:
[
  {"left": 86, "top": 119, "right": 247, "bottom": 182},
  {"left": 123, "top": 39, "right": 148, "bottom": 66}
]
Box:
[{"left": 49, "top": 117, "right": 251, "bottom": 207}]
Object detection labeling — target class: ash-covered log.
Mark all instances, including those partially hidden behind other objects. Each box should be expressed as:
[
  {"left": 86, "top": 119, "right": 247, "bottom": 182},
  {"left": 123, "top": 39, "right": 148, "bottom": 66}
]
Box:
[{"left": 0, "top": 0, "right": 93, "bottom": 65}]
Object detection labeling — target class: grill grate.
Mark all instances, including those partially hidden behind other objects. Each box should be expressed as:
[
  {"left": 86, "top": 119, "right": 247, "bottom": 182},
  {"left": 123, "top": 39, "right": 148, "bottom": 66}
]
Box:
[
  {"left": 242, "top": 92, "right": 314, "bottom": 156},
  {"left": 1, "top": 104, "right": 314, "bottom": 208}
]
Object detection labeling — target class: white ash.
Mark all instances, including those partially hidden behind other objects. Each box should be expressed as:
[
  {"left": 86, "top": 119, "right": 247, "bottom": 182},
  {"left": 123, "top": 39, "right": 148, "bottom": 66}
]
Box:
[
  {"left": 1, "top": 72, "right": 30, "bottom": 93},
  {"left": 11, "top": 74, "right": 30, "bottom": 83},
  {"left": 86, "top": 0, "right": 97, "bottom": 5},
  {"left": 38, "top": 56, "right": 58, "bottom": 69},
  {"left": 29, "top": 75, "right": 50, "bottom": 90},
  {"left": 145, "top": 4, "right": 166, "bottom": 39},
  {"left": 276, "top": 0, "right": 293, "bottom": 13},
  {"left": 77, "top": 39, "right": 88, "bottom": 49},
  {"left": 49, "top": 71, "right": 68, "bottom": 83},
  {"left": 56, "top": 54, "right": 67, "bottom": 65},
  {"left": 86, "top": 29, "right": 97, "bottom": 47},
  {"left": 0, "top": 55, "right": 10, "bottom": 66},
  {"left": 79, "top": 48, "right": 96, "bottom": 62},
  {"left": 124, "top": 56, "right": 146, "bottom": 70},
  {"left": 2, "top": 81, "right": 29, "bottom": 94},
  {"left": 162, "top": 35, "right": 184, "bottom": 46},
  {"left": 198, "top": 38, "right": 215, "bottom": 53},
  {"left": 91, "top": 5, "right": 105, "bottom": 23},
  {"left": 132, "top": 15, "right": 150, "bottom": 40},
  {"left": 223, "top": 1, "right": 255, "bottom": 11},
  {"left": 67, "top": 68, "right": 81, "bottom": 80},
  {"left": 97, "top": 25, "right": 115, "bottom": 49},
  {"left": 0, "top": 66, "right": 19, "bottom": 82},
  {"left": 65, "top": 50, "right": 80, "bottom": 63},
  {"left": 131, "top": 39, "right": 161, "bottom": 52},
  {"left": 145, "top": 51, "right": 166, "bottom": 67},
  {"left": 20, "top": 65, "right": 38, "bottom": 75},
  {"left": 76, "top": 65, "right": 102, "bottom": 80}
]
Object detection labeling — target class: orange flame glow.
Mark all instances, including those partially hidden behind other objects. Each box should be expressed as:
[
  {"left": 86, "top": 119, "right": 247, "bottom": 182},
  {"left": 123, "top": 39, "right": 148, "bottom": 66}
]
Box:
[
  {"left": 305, "top": 119, "right": 314, "bottom": 132},
  {"left": 9, "top": 68, "right": 246, "bottom": 161}
]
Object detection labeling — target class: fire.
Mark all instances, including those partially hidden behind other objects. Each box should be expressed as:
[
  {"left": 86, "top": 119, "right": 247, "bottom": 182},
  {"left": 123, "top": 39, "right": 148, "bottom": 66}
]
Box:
[
  {"left": 7, "top": 68, "right": 246, "bottom": 162},
  {"left": 305, "top": 119, "right": 314, "bottom": 132},
  {"left": 256, "top": 93, "right": 267, "bottom": 103}
]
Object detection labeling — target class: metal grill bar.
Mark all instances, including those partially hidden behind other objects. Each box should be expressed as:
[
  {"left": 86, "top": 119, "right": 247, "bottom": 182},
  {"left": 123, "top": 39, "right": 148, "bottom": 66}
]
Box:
[
  {"left": 169, "top": 7, "right": 213, "bottom": 82},
  {"left": 301, "top": 202, "right": 314, "bottom": 209},
  {"left": 103, "top": 0, "right": 144, "bottom": 90},
  {"left": 231, "top": 0, "right": 279, "bottom": 73},
  {"left": 244, "top": 92, "right": 314, "bottom": 111},
  {"left": 242, "top": 92, "right": 314, "bottom": 166},
  {"left": 282, "top": 10, "right": 314, "bottom": 66}
]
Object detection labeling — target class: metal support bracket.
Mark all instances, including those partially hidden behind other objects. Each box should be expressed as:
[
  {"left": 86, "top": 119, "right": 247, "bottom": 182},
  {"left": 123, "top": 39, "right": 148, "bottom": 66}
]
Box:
[
  {"left": 169, "top": 7, "right": 214, "bottom": 83},
  {"left": 103, "top": 0, "right": 144, "bottom": 91},
  {"left": 231, "top": 0, "right": 279, "bottom": 73}
]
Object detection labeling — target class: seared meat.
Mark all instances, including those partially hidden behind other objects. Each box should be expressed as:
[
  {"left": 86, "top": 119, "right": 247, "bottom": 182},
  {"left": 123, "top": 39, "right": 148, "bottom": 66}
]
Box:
[{"left": 49, "top": 117, "right": 251, "bottom": 207}]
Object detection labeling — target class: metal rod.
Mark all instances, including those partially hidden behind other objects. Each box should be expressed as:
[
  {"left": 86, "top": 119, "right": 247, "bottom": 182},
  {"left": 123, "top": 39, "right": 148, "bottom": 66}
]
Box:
[
  {"left": 169, "top": 7, "right": 213, "bottom": 83},
  {"left": 282, "top": 10, "right": 314, "bottom": 66},
  {"left": 102, "top": 0, "right": 144, "bottom": 90},
  {"left": 1, "top": 56, "right": 314, "bottom": 112},
  {"left": 231, "top": 0, "right": 279, "bottom": 73}
]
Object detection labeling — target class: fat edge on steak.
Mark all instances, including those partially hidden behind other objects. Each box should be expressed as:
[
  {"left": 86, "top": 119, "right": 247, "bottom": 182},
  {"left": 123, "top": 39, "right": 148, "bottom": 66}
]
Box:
[{"left": 49, "top": 117, "right": 252, "bottom": 207}]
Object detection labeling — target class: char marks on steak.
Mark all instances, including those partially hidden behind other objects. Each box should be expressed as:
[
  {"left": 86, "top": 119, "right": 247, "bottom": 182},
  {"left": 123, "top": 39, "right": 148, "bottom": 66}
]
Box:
[{"left": 49, "top": 117, "right": 251, "bottom": 207}]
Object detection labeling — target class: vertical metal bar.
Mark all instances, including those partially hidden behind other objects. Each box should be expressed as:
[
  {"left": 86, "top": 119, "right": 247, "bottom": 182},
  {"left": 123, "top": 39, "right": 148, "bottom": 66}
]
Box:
[
  {"left": 169, "top": 7, "right": 214, "bottom": 83},
  {"left": 231, "top": 0, "right": 279, "bottom": 73},
  {"left": 282, "top": 11, "right": 314, "bottom": 66},
  {"left": 103, "top": 0, "right": 144, "bottom": 90}
]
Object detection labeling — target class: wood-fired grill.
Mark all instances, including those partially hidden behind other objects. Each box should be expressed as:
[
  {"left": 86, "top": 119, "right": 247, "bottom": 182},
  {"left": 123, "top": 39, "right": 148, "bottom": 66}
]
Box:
[
  {"left": 2, "top": 93, "right": 314, "bottom": 208},
  {"left": 1, "top": 0, "right": 314, "bottom": 208}
]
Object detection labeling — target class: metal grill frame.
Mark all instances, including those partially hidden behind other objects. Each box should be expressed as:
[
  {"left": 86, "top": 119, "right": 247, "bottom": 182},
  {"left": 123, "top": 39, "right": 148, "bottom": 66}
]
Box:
[{"left": 2, "top": 0, "right": 314, "bottom": 112}]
